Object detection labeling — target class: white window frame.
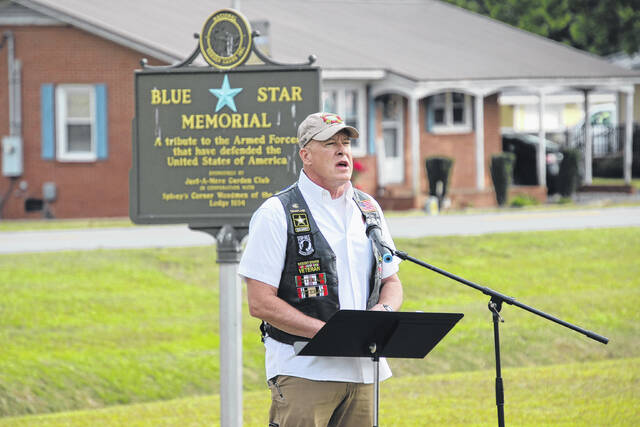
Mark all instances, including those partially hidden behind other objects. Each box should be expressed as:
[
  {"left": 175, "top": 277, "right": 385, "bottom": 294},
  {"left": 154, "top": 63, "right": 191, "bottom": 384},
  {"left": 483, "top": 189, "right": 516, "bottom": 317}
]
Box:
[
  {"left": 322, "top": 83, "right": 367, "bottom": 157},
  {"left": 431, "top": 92, "right": 472, "bottom": 134},
  {"left": 55, "top": 84, "right": 97, "bottom": 162}
]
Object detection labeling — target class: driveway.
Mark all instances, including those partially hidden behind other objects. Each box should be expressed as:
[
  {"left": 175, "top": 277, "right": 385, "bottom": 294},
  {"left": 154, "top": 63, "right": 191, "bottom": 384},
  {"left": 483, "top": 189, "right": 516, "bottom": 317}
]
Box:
[{"left": 1, "top": 206, "right": 639, "bottom": 254}]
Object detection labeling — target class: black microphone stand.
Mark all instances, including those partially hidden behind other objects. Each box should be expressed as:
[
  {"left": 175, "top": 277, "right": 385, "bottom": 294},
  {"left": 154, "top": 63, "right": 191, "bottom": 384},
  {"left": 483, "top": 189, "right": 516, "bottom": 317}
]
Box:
[{"left": 391, "top": 248, "right": 609, "bottom": 427}]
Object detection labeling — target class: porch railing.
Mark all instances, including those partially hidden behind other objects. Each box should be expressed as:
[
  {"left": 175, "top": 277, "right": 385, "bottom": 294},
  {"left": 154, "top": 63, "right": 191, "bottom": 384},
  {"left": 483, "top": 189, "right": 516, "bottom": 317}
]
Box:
[
  {"left": 564, "top": 125, "right": 629, "bottom": 157},
  {"left": 534, "top": 124, "right": 640, "bottom": 178}
]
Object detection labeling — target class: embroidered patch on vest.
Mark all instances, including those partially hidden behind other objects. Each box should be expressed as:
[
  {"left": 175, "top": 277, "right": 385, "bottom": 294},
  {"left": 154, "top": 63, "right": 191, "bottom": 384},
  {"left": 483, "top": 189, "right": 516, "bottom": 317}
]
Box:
[
  {"left": 297, "top": 259, "right": 321, "bottom": 274},
  {"left": 358, "top": 199, "right": 377, "bottom": 213},
  {"left": 296, "top": 234, "right": 314, "bottom": 256},
  {"left": 297, "top": 285, "right": 328, "bottom": 299},
  {"left": 295, "top": 273, "right": 326, "bottom": 287},
  {"left": 295, "top": 273, "right": 328, "bottom": 299},
  {"left": 291, "top": 212, "right": 310, "bottom": 233}
]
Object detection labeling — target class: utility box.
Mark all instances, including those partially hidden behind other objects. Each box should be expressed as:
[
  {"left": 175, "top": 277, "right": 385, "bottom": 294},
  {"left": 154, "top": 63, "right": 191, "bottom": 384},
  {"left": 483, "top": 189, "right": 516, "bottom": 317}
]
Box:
[
  {"left": 43, "top": 182, "right": 57, "bottom": 202},
  {"left": 2, "top": 136, "right": 23, "bottom": 177}
]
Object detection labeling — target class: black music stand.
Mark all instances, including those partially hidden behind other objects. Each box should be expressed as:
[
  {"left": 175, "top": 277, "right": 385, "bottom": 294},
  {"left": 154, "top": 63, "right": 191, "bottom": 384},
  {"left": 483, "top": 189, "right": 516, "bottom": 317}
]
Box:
[{"left": 294, "top": 310, "right": 463, "bottom": 427}]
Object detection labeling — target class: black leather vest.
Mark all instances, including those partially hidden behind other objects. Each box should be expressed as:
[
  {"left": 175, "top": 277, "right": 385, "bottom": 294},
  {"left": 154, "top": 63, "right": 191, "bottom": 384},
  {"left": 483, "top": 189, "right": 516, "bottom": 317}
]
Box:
[{"left": 261, "top": 183, "right": 384, "bottom": 345}]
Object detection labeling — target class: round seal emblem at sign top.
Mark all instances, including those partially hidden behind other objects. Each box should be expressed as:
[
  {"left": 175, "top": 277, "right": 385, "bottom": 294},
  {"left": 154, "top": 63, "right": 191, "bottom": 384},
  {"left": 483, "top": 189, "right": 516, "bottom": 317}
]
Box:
[{"left": 199, "top": 9, "right": 253, "bottom": 70}]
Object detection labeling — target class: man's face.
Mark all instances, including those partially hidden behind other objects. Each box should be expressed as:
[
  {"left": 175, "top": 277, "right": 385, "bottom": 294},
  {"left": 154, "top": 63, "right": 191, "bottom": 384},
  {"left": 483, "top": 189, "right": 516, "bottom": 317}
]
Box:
[{"left": 300, "top": 131, "right": 353, "bottom": 195}]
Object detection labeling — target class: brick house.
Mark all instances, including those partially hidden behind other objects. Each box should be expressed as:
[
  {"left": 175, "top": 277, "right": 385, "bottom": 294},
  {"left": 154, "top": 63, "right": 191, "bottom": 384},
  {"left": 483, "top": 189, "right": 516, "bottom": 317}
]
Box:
[{"left": 1, "top": 0, "right": 638, "bottom": 219}]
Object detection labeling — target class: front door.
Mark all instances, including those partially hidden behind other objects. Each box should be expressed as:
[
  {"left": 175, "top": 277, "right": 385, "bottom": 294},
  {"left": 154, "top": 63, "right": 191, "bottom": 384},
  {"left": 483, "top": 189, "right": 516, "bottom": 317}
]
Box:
[{"left": 378, "top": 94, "right": 404, "bottom": 185}]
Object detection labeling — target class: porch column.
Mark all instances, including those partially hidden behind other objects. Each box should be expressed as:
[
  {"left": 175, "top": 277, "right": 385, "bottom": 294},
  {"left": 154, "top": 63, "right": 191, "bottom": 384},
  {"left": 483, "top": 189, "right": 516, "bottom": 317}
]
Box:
[
  {"left": 537, "top": 91, "right": 547, "bottom": 187},
  {"left": 409, "top": 95, "right": 420, "bottom": 196},
  {"left": 474, "top": 94, "right": 485, "bottom": 190},
  {"left": 583, "top": 89, "right": 593, "bottom": 185},
  {"left": 624, "top": 89, "right": 635, "bottom": 184}
]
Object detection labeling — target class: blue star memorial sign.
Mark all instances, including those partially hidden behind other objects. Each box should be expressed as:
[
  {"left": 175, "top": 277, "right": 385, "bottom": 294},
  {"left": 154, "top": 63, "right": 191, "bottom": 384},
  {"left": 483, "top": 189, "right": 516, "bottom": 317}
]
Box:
[{"left": 209, "top": 74, "right": 243, "bottom": 112}]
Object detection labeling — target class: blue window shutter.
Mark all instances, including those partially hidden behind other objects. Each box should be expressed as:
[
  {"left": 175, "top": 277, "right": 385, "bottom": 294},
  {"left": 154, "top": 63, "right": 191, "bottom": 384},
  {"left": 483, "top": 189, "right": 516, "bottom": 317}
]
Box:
[
  {"left": 40, "top": 84, "right": 55, "bottom": 160},
  {"left": 426, "top": 97, "right": 434, "bottom": 133},
  {"left": 95, "top": 84, "right": 108, "bottom": 160}
]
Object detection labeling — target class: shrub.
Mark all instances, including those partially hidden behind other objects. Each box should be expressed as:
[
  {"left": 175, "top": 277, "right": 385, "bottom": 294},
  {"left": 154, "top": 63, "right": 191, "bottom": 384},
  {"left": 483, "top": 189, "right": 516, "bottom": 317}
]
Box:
[
  {"left": 490, "top": 153, "right": 515, "bottom": 206},
  {"left": 352, "top": 160, "right": 365, "bottom": 186},
  {"left": 425, "top": 156, "right": 454, "bottom": 207},
  {"left": 510, "top": 194, "right": 539, "bottom": 208},
  {"left": 557, "top": 196, "right": 573, "bottom": 205},
  {"left": 558, "top": 148, "right": 581, "bottom": 197}
]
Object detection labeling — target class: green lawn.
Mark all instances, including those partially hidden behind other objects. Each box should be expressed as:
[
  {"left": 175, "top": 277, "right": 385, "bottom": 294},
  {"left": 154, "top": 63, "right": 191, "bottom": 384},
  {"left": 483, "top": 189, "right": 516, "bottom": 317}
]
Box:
[
  {"left": 591, "top": 176, "right": 640, "bottom": 190},
  {"left": 0, "top": 227, "right": 638, "bottom": 424},
  {"left": 1, "top": 358, "right": 637, "bottom": 426}
]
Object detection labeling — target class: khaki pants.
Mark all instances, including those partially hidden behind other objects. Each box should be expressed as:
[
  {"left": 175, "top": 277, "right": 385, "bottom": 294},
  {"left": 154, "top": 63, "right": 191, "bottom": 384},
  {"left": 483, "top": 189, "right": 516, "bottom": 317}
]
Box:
[{"left": 268, "top": 375, "right": 373, "bottom": 427}]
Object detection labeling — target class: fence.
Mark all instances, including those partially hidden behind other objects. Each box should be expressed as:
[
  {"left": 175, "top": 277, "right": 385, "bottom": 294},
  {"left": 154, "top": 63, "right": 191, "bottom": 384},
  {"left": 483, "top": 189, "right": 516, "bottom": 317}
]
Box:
[
  {"left": 564, "top": 125, "right": 629, "bottom": 157},
  {"left": 528, "top": 124, "right": 640, "bottom": 178}
]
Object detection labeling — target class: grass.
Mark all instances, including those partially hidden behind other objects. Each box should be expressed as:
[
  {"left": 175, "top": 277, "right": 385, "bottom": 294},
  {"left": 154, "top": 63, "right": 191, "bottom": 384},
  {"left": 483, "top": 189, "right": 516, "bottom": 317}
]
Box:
[
  {"left": 1, "top": 358, "right": 637, "bottom": 426},
  {"left": 0, "top": 227, "right": 638, "bottom": 423},
  {"left": 591, "top": 177, "right": 640, "bottom": 190}
]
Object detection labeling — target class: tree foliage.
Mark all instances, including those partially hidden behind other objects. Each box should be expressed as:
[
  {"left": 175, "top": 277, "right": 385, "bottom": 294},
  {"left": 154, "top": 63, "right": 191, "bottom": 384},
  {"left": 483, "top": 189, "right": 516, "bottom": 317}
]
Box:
[{"left": 443, "top": 0, "right": 640, "bottom": 56}]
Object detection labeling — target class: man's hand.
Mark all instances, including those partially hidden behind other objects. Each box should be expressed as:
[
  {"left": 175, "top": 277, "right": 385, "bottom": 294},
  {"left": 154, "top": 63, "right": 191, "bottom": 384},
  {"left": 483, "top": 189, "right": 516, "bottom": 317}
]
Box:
[{"left": 369, "top": 303, "right": 392, "bottom": 312}]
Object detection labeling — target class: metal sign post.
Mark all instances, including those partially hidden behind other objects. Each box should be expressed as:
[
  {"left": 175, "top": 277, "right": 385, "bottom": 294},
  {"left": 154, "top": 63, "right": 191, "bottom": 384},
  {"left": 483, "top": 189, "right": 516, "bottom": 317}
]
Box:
[
  {"left": 216, "top": 225, "right": 243, "bottom": 427},
  {"left": 193, "top": 224, "right": 246, "bottom": 427},
  {"left": 129, "top": 9, "right": 319, "bottom": 426}
]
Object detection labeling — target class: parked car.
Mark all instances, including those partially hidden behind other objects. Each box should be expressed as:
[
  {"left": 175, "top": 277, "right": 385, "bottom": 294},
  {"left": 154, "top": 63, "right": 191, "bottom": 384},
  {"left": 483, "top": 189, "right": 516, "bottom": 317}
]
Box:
[{"left": 502, "top": 132, "right": 563, "bottom": 194}]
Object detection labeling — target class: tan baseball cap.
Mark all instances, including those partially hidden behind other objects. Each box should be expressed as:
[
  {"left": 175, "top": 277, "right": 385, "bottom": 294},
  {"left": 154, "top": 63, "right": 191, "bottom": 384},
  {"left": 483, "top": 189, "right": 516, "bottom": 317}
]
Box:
[{"left": 297, "top": 112, "right": 359, "bottom": 148}]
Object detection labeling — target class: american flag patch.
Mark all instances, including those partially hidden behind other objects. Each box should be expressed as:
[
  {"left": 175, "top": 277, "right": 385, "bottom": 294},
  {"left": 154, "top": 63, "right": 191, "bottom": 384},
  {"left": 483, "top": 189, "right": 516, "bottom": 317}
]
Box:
[{"left": 358, "top": 199, "right": 377, "bottom": 212}]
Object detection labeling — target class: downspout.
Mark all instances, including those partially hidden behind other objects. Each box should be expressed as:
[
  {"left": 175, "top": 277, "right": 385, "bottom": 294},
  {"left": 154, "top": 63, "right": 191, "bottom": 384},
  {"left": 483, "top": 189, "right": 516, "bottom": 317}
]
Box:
[
  {"left": 2, "top": 31, "right": 22, "bottom": 139},
  {"left": 0, "top": 31, "right": 22, "bottom": 218}
]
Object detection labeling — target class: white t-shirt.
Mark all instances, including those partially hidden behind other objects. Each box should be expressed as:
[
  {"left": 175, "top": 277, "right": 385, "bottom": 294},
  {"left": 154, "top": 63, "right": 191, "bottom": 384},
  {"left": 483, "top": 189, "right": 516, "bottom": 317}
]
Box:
[{"left": 239, "top": 171, "right": 400, "bottom": 384}]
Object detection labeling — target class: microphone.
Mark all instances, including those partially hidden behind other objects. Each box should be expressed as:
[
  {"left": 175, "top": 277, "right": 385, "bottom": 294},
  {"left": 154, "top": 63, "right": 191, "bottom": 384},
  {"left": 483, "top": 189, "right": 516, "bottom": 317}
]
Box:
[{"left": 364, "top": 218, "right": 393, "bottom": 263}]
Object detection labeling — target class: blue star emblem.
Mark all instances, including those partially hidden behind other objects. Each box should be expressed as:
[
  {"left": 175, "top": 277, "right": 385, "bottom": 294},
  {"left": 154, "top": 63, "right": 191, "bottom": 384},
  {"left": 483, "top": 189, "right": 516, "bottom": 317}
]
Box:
[{"left": 209, "top": 75, "right": 243, "bottom": 113}]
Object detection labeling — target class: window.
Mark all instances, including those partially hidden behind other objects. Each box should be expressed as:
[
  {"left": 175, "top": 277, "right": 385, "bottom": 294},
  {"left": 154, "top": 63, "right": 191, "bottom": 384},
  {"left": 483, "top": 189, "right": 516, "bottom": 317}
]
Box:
[
  {"left": 322, "top": 90, "right": 337, "bottom": 113},
  {"left": 41, "top": 83, "right": 108, "bottom": 162},
  {"left": 55, "top": 85, "right": 96, "bottom": 161},
  {"left": 322, "top": 85, "right": 366, "bottom": 156},
  {"left": 383, "top": 128, "right": 398, "bottom": 157},
  {"left": 515, "top": 103, "right": 564, "bottom": 132},
  {"left": 428, "top": 91, "right": 472, "bottom": 133},
  {"left": 451, "top": 92, "right": 466, "bottom": 124},
  {"left": 381, "top": 95, "right": 403, "bottom": 158}
]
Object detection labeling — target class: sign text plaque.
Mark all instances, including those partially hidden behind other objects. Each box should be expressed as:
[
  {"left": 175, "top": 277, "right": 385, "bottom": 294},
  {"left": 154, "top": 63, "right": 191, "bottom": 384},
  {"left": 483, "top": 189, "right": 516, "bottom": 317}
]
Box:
[{"left": 130, "top": 66, "right": 320, "bottom": 227}]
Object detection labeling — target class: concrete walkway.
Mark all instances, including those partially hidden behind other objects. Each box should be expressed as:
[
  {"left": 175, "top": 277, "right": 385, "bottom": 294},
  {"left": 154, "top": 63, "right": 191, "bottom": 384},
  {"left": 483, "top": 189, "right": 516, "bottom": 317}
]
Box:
[{"left": 1, "top": 206, "right": 639, "bottom": 254}]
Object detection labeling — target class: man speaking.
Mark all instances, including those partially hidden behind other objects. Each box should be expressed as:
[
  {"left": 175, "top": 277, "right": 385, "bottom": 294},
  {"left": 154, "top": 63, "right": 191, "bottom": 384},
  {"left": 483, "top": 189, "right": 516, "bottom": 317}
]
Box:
[{"left": 239, "top": 112, "right": 403, "bottom": 427}]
